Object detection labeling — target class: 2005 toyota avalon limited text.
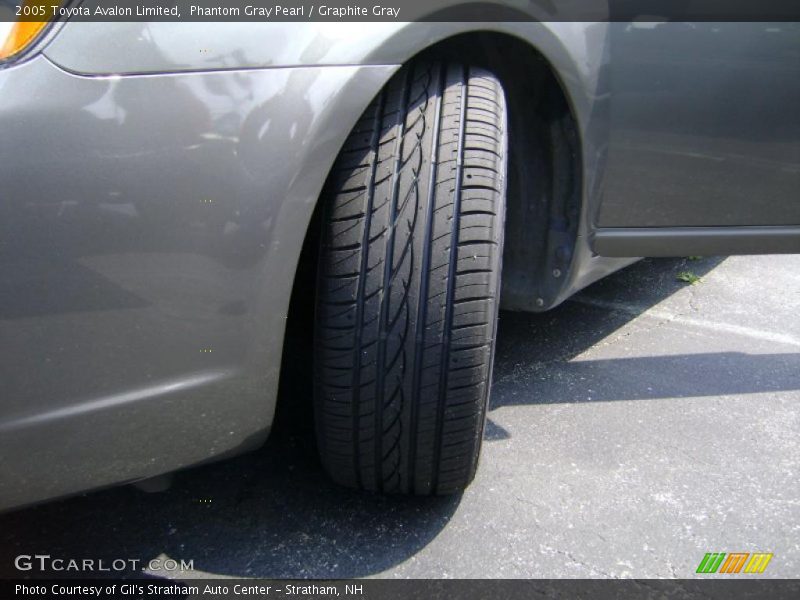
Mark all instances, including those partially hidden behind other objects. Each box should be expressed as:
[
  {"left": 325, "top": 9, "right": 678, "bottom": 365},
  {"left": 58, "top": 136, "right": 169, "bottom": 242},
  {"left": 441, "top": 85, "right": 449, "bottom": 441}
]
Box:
[{"left": 1, "top": 3, "right": 798, "bottom": 510}]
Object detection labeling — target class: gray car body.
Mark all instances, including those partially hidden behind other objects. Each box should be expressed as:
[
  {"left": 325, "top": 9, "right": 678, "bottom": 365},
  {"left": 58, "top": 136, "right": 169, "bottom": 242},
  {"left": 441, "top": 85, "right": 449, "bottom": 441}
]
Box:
[{"left": 1, "top": 17, "right": 797, "bottom": 509}]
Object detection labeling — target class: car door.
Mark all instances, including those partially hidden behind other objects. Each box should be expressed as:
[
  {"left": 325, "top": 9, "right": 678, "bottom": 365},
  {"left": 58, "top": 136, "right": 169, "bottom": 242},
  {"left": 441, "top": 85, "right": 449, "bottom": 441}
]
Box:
[{"left": 593, "top": 21, "right": 800, "bottom": 256}]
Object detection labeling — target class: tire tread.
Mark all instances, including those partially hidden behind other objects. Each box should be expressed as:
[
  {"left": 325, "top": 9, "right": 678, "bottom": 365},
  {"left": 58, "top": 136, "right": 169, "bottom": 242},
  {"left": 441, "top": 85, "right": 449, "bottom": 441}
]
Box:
[{"left": 315, "top": 60, "right": 506, "bottom": 494}]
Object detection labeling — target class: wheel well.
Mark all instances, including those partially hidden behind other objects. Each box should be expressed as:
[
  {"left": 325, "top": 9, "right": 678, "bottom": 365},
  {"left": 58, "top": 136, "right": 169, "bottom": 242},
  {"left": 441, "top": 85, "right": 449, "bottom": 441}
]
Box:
[
  {"left": 416, "top": 32, "right": 582, "bottom": 312},
  {"left": 283, "top": 33, "right": 582, "bottom": 386},
  {"left": 276, "top": 32, "right": 581, "bottom": 427}
]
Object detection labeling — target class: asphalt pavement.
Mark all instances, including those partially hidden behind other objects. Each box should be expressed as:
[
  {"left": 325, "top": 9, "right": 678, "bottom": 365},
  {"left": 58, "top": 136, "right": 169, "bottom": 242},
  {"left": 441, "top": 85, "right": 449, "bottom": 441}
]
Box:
[{"left": 2, "top": 255, "right": 798, "bottom": 578}]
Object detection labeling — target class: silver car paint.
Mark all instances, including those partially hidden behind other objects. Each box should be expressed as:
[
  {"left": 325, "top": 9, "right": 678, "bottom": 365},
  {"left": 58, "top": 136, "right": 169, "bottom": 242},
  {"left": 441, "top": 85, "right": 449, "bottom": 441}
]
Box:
[
  {"left": 45, "top": 21, "right": 800, "bottom": 227},
  {"left": 1, "top": 19, "right": 797, "bottom": 508},
  {"left": 0, "top": 53, "right": 397, "bottom": 508},
  {"left": 603, "top": 22, "right": 800, "bottom": 227}
]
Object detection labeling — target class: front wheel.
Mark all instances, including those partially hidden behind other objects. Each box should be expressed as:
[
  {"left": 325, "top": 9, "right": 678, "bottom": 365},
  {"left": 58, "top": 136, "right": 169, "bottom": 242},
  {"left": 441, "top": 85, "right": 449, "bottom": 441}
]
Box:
[{"left": 314, "top": 61, "right": 507, "bottom": 494}]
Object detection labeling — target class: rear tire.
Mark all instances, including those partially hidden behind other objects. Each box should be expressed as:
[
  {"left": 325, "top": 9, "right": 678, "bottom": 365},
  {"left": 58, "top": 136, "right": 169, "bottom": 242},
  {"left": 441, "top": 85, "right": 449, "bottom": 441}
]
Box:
[{"left": 314, "top": 60, "right": 507, "bottom": 494}]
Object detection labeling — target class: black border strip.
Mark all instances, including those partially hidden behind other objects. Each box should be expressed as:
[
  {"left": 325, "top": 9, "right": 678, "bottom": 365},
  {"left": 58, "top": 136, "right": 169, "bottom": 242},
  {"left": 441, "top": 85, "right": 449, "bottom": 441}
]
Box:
[
  {"left": 3, "top": 578, "right": 800, "bottom": 600},
  {"left": 2, "top": 0, "right": 800, "bottom": 23}
]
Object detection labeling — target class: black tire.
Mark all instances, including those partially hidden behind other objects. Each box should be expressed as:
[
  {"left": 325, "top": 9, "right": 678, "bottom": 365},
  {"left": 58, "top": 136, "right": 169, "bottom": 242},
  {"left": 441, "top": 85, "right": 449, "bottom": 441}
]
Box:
[{"left": 314, "top": 61, "right": 507, "bottom": 495}]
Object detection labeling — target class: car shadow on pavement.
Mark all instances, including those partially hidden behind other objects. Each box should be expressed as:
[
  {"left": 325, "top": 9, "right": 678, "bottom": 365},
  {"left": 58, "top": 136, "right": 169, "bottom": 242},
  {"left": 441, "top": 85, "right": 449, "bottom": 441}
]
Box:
[
  {"left": 0, "top": 421, "right": 461, "bottom": 579},
  {"left": 488, "top": 255, "right": 799, "bottom": 417},
  {"left": 5, "top": 256, "right": 780, "bottom": 579}
]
